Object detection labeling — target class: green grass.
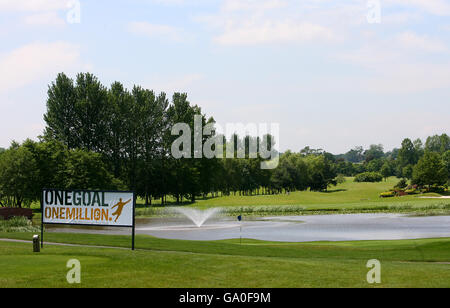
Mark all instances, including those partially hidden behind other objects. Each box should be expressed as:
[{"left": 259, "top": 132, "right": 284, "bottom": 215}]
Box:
[
  {"left": 137, "top": 177, "right": 442, "bottom": 207},
  {"left": 134, "top": 177, "right": 450, "bottom": 216},
  {"left": 26, "top": 177, "right": 449, "bottom": 218},
  {"left": 0, "top": 232, "right": 449, "bottom": 287}
]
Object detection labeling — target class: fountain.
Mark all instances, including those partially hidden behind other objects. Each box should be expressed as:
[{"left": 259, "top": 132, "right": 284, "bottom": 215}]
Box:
[{"left": 172, "top": 207, "right": 222, "bottom": 228}]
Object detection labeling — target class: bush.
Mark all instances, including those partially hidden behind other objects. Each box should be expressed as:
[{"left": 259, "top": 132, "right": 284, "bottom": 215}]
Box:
[
  {"left": 424, "top": 185, "right": 448, "bottom": 193},
  {"left": 395, "top": 179, "right": 408, "bottom": 189},
  {"left": 336, "top": 174, "right": 346, "bottom": 184},
  {"left": 354, "top": 172, "right": 383, "bottom": 183},
  {"left": 380, "top": 191, "right": 395, "bottom": 198},
  {"left": 0, "top": 216, "right": 40, "bottom": 233},
  {"left": 405, "top": 189, "right": 419, "bottom": 195}
]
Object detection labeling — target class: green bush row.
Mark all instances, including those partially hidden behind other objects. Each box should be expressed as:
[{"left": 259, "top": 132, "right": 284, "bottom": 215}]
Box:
[
  {"left": 0, "top": 216, "right": 40, "bottom": 233},
  {"left": 354, "top": 172, "right": 383, "bottom": 183}
]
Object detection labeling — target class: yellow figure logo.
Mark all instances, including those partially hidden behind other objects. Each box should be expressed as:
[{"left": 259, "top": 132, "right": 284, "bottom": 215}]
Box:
[{"left": 111, "top": 198, "right": 131, "bottom": 222}]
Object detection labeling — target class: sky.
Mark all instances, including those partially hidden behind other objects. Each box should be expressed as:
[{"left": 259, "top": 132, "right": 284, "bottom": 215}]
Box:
[{"left": 0, "top": 0, "right": 449, "bottom": 154}]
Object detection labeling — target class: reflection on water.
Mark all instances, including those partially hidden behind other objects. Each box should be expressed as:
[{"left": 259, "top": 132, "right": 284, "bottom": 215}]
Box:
[{"left": 45, "top": 213, "right": 450, "bottom": 242}]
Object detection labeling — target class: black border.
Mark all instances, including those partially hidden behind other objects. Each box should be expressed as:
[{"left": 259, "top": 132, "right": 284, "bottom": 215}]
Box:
[{"left": 41, "top": 189, "right": 136, "bottom": 250}]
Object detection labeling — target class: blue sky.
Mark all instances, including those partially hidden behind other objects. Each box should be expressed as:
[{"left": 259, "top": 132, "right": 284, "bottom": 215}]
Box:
[{"left": 1, "top": 0, "right": 449, "bottom": 153}]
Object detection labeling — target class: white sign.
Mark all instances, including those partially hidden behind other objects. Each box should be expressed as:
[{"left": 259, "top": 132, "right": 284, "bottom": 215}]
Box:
[{"left": 42, "top": 190, "right": 135, "bottom": 227}]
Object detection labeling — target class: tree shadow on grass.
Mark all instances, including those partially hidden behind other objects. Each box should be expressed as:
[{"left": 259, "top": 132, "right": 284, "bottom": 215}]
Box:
[
  {"left": 321, "top": 189, "right": 348, "bottom": 194},
  {"left": 136, "top": 194, "right": 224, "bottom": 209},
  {"left": 135, "top": 200, "right": 195, "bottom": 209}
]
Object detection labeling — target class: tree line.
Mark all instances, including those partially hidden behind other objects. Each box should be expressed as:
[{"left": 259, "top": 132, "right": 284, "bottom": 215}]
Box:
[
  {"left": 0, "top": 72, "right": 448, "bottom": 207},
  {"left": 333, "top": 135, "right": 450, "bottom": 186}
]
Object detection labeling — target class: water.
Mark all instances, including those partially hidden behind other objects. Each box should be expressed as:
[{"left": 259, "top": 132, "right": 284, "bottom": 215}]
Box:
[
  {"left": 171, "top": 207, "right": 222, "bottom": 228},
  {"left": 46, "top": 213, "right": 450, "bottom": 242}
]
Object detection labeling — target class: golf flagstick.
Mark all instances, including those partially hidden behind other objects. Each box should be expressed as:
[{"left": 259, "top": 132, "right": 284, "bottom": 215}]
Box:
[
  {"left": 238, "top": 212, "right": 242, "bottom": 245},
  {"left": 240, "top": 222, "right": 242, "bottom": 245}
]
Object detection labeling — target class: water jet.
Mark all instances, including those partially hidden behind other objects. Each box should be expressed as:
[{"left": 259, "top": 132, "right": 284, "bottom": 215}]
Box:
[{"left": 172, "top": 207, "right": 222, "bottom": 228}]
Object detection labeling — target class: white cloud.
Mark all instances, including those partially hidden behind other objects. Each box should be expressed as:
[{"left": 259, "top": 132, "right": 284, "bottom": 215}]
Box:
[
  {"left": 387, "top": 0, "right": 450, "bottom": 16},
  {"left": 335, "top": 36, "right": 450, "bottom": 93},
  {"left": 397, "top": 32, "right": 447, "bottom": 53},
  {"left": 22, "top": 11, "right": 66, "bottom": 26},
  {"left": 222, "top": 0, "right": 287, "bottom": 12},
  {"left": 0, "top": 0, "right": 73, "bottom": 27},
  {"left": 215, "top": 20, "right": 335, "bottom": 45},
  {"left": 128, "top": 21, "right": 187, "bottom": 42},
  {"left": 200, "top": 0, "right": 337, "bottom": 46},
  {"left": 0, "top": 0, "right": 68, "bottom": 12},
  {"left": 382, "top": 11, "right": 422, "bottom": 24},
  {"left": 144, "top": 73, "right": 204, "bottom": 93},
  {"left": 151, "top": 0, "right": 187, "bottom": 4},
  {"left": 0, "top": 41, "right": 82, "bottom": 93}
]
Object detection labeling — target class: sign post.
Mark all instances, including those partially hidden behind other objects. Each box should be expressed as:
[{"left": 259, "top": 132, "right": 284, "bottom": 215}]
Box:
[
  {"left": 40, "top": 193, "right": 44, "bottom": 248},
  {"left": 41, "top": 189, "right": 136, "bottom": 250}
]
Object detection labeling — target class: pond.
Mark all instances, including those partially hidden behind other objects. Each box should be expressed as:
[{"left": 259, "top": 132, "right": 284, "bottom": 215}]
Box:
[{"left": 45, "top": 213, "right": 450, "bottom": 242}]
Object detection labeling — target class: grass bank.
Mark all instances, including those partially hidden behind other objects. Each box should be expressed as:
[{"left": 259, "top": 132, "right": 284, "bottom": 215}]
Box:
[
  {"left": 25, "top": 177, "right": 450, "bottom": 219},
  {"left": 0, "top": 232, "right": 449, "bottom": 287},
  {"left": 135, "top": 201, "right": 450, "bottom": 217}
]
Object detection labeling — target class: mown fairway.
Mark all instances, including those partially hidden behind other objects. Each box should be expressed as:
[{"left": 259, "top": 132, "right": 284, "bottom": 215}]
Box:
[
  {"left": 0, "top": 233, "right": 449, "bottom": 288},
  {"left": 189, "top": 177, "right": 448, "bottom": 208},
  {"left": 132, "top": 177, "right": 450, "bottom": 216}
]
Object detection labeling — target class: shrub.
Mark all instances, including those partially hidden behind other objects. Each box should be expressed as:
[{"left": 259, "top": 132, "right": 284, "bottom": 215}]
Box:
[
  {"left": 405, "top": 189, "right": 419, "bottom": 195},
  {"left": 380, "top": 191, "right": 395, "bottom": 198},
  {"left": 354, "top": 172, "right": 383, "bottom": 183},
  {"left": 424, "top": 185, "right": 448, "bottom": 193},
  {"left": 394, "top": 179, "right": 408, "bottom": 189},
  {"left": 336, "top": 174, "right": 346, "bottom": 184},
  {"left": 0, "top": 216, "right": 40, "bottom": 233}
]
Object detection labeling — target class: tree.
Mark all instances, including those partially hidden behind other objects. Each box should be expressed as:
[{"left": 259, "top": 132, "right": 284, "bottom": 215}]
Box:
[
  {"left": 380, "top": 162, "right": 391, "bottom": 181},
  {"left": 0, "top": 140, "right": 123, "bottom": 208},
  {"left": 104, "top": 82, "right": 132, "bottom": 178},
  {"left": 63, "top": 149, "right": 123, "bottom": 190},
  {"left": 0, "top": 145, "right": 39, "bottom": 207},
  {"left": 413, "top": 138, "right": 424, "bottom": 159},
  {"left": 73, "top": 73, "right": 109, "bottom": 152},
  {"left": 398, "top": 138, "right": 418, "bottom": 167},
  {"left": 137, "top": 91, "right": 169, "bottom": 205},
  {"left": 412, "top": 152, "right": 448, "bottom": 187},
  {"left": 43, "top": 73, "right": 77, "bottom": 148},
  {"left": 425, "top": 134, "right": 450, "bottom": 153},
  {"left": 44, "top": 72, "right": 110, "bottom": 153},
  {"left": 166, "top": 93, "right": 204, "bottom": 203},
  {"left": 402, "top": 164, "right": 414, "bottom": 180},
  {"left": 306, "top": 155, "right": 337, "bottom": 191},
  {"left": 366, "top": 158, "right": 383, "bottom": 173},
  {"left": 21, "top": 139, "right": 69, "bottom": 191},
  {"left": 440, "top": 134, "right": 450, "bottom": 153},
  {"left": 441, "top": 150, "right": 450, "bottom": 181},
  {"left": 344, "top": 146, "right": 364, "bottom": 163},
  {"left": 300, "top": 146, "right": 323, "bottom": 156},
  {"left": 364, "top": 144, "right": 384, "bottom": 162},
  {"left": 271, "top": 152, "right": 309, "bottom": 192},
  {"left": 335, "top": 160, "right": 355, "bottom": 176},
  {"left": 394, "top": 178, "right": 408, "bottom": 189}
]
